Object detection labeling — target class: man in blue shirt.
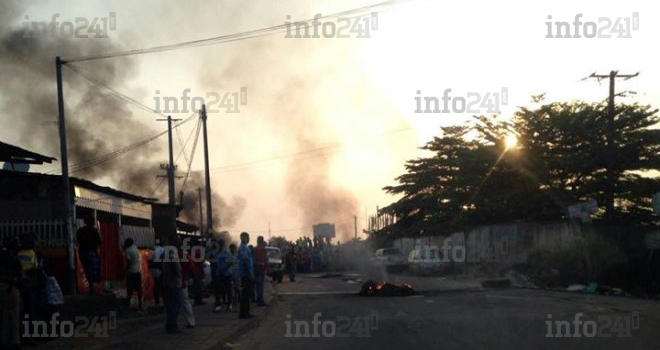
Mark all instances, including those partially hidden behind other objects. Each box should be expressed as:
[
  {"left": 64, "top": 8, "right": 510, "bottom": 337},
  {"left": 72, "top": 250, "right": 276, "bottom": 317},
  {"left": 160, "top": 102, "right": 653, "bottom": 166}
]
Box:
[
  {"left": 211, "top": 239, "right": 235, "bottom": 312},
  {"left": 237, "top": 232, "right": 254, "bottom": 319}
]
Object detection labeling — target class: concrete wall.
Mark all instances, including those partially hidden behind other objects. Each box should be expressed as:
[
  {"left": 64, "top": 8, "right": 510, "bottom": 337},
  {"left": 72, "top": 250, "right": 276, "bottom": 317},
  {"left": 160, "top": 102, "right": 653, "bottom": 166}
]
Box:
[{"left": 392, "top": 220, "right": 582, "bottom": 275}]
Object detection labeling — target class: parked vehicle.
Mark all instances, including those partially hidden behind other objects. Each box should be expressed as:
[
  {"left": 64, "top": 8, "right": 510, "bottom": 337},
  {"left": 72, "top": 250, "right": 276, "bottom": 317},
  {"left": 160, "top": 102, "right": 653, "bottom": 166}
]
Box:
[
  {"left": 371, "top": 247, "right": 407, "bottom": 272},
  {"left": 266, "top": 246, "right": 284, "bottom": 283},
  {"left": 407, "top": 246, "right": 447, "bottom": 275}
]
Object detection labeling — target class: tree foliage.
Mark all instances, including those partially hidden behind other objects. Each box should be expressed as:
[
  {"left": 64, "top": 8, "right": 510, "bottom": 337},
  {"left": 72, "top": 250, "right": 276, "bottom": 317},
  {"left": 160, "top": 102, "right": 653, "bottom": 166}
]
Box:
[{"left": 380, "top": 100, "right": 659, "bottom": 237}]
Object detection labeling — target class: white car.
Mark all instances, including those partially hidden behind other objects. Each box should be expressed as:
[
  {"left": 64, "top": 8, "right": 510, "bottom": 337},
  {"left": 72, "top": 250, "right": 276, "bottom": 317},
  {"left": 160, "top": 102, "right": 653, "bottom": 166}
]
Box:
[
  {"left": 407, "top": 246, "right": 446, "bottom": 275},
  {"left": 371, "top": 248, "right": 407, "bottom": 272}
]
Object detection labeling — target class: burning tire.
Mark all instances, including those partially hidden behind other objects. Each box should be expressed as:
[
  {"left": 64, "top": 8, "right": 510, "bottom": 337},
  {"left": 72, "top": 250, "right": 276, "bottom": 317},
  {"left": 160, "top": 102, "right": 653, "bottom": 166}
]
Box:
[{"left": 359, "top": 280, "right": 415, "bottom": 297}]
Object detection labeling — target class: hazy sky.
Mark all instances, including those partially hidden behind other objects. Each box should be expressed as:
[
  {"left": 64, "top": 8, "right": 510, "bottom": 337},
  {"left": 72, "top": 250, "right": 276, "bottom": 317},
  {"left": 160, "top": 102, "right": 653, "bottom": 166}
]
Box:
[{"left": 1, "top": 0, "right": 657, "bottom": 242}]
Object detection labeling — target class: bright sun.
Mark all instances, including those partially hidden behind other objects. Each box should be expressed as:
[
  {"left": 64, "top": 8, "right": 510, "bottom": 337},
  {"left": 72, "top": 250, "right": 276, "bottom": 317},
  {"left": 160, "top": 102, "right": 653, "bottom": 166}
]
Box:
[{"left": 505, "top": 134, "right": 518, "bottom": 149}]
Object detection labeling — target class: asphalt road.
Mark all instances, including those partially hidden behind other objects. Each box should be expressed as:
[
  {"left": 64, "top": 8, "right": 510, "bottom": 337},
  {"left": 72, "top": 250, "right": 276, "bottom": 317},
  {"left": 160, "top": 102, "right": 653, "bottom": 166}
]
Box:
[{"left": 231, "top": 273, "right": 660, "bottom": 350}]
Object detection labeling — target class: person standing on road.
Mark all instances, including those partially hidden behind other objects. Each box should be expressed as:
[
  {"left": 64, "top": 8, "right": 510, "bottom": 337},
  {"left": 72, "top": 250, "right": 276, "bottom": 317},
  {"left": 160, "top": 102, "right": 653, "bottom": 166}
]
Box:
[
  {"left": 229, "top": 244, "right": 240, "bottom": 309},
  {"left": 238, "top": 232, "right": 254, "bottom": 319},
  {"left": 254, "top": 236, "right": 268, "bottom": 307},
  {"left": 211, "top": 238, "right": 232, "bottom": 312},
  {"left": 76, "top": 217, "right": 102, "bottom": 294},
  {"left": 219, "top": 240, "right": 235, "bottom": 311},
  {"left": 161, "top": 237, "right": 182, "bottom": 334},
  {"left": 123, "top": 238, "right": 144, "bottom": 312},
  {"left": 248, "top": 244, "right": 256, "bottom": 303},
  {"left": 149, "top": 242, "right": 165, "bottom": 306},
  {"left": 17, "top": 233, "right": 43, "bottom": 345},
  {"left": 287, "top": 247, "right": 298, "bottom": 282},
  {"left": 190, "top": 241, "right": 206, "bottom": 306},
  {"left": 210, "top": 237, "right": 222, "bottom": 312},
  {"left": 177, "top": 237, "right": 196, "bottom": 328},
  {"left": 0, "top": 238, "right": 22, "bottom": 349}
]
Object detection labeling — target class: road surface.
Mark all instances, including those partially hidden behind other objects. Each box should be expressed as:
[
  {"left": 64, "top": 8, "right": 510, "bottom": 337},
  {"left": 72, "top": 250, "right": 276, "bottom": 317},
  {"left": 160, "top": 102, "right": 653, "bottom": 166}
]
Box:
[{"left": 231, "top": 273, "right": 660, "bottom": 350}]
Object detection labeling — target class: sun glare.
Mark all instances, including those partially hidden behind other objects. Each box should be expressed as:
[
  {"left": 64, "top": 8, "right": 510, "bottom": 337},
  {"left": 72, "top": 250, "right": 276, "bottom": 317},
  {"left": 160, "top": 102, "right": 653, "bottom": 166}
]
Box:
[{"left": 505, "top": 134, "right": 518, "bottom": 149}]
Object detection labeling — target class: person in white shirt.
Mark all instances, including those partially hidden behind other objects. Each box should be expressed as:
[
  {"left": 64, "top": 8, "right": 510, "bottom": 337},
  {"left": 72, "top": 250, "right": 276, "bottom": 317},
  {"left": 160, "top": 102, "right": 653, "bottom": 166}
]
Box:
[{"left": 123, "top": 238, "right": 144, "bottom": 311}]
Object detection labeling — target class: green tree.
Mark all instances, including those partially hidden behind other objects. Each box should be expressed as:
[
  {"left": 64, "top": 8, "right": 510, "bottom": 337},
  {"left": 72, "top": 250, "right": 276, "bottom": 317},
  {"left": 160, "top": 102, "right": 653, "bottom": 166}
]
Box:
[
  {"left": 514, "top": 100, "right": 660, "bottom": 225},
  {"left": 379, "top": 100, "right": 659, "bottom": 238}
]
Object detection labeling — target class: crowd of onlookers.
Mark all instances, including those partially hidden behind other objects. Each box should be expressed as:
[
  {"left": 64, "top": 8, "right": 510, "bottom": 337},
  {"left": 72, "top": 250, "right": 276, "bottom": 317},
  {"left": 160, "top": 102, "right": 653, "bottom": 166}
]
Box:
[
  {"left": 272, "top": 236, "right": 336, "bottom": 279},
  {"left": 0, "top": 223, "right": 342, "bottom": 347},
  {"left": 146, "top": 231, "right": 272, "bottom": 333}
]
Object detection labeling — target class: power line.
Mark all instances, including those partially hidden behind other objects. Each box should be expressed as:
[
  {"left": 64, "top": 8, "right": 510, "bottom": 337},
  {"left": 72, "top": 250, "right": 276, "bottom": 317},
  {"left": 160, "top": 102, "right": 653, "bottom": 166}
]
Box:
[
  {"left": 210, "top": 145, "right": 341, "bottom": 172},
  {"left": 151, "top": 116, "right": 202, "bottom": 198},
  {"left": 66, "top": 64, "right": 166, "bottom": 118},
  {"left": 42, "top": 64, "right": 198, "bottom": 175},
  {"left": 63, "top": 0, "right": 422, "bottom": 63},
  {"left": 45, "top": 113, "right": 196, "bottom": 175},
  {"left": 180, "top": 117, "right": 203, "bottom": 192},
  {"left": 209, "top": 127, "right": 413, "bottom": 173},
  {"left": 176, "top": 123, "right": 190, "bottom": 165}
]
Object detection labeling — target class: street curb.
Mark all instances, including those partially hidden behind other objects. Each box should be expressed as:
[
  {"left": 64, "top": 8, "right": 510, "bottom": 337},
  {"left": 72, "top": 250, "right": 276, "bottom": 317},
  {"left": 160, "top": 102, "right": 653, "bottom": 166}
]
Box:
[{"left": 212, "top": 282, "right": 279, "bottom": 349}]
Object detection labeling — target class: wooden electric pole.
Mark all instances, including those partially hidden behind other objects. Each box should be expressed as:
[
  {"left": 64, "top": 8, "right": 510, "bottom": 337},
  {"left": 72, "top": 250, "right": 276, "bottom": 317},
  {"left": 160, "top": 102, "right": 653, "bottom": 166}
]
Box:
[
  {"left": 198, "top": 187, "right": 204, "bottom": 236},
  {"left": 587, "top": 71, "right": 639, "bottom": 223},
  {"left": 157, "top": 116, "right": 181, "bottom": 238},
  {"left": 55, "top": 56, "right": 76, "bottom": 295},
  {"left": 200, "top": 105, "right": 214, "bottom": 237}
]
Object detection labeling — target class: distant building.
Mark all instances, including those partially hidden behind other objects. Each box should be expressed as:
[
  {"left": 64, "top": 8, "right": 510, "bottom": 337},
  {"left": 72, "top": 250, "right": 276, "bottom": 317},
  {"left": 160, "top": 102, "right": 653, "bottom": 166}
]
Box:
[
  {"left": 313, "top": 223, "right": 335, "bottom": 239},
  {"left": 0, "top": 140, "right": 200, "bottom": 295}
]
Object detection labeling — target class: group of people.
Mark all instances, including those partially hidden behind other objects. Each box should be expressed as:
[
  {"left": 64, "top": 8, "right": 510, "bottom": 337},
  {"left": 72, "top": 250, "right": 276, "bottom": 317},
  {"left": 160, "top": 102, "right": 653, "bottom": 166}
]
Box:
[
  {"left": 149, "top": 235, "right": 200, "bottom": 333},
  {"left": 77, "top": 219, "right": 276, "bottom": 333},
  {"left": 0, "top": 219, "right": 106, "bottom": 349},
  {"left": 0, "top": 233, "right": 54, "bottom": 349},
  {"left": 275, "top": 236, "right": 333, "bottom": 278},
  {"left": 209, "top": 233, "right": 270, "bottom": 319},
  {"left": 148, "top": 231, "right": 270, "bottom": 333},
  {"left": 0, "top": 222, "right": 288, "bottom": 343}
]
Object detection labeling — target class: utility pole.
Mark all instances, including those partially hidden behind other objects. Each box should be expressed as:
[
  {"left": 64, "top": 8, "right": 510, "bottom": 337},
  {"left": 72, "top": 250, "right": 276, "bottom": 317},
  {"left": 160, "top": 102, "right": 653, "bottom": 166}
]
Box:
[
  {"left": 587, "top": 71, "right": 639, "bottom": 223},
  {"left": 55, "top": 56, "right": 76, "bottom": 295},
  {"left": 157, "top": 116, "right": 181, "bottom": 239},
  {"left": 201, "top": 104, "right": 214, "bottom": 237},
  {"left": 268, "top": 221, "right": 271, "bottom": 241},
  {"left": 376, "top": 205, "right": 379, "bottom": 230},
  {"left": 354, "top": 215, "right": 357, "bottom": 240},
  {"left": 198, "top": 187, "right": 204, "bottom": 236}
]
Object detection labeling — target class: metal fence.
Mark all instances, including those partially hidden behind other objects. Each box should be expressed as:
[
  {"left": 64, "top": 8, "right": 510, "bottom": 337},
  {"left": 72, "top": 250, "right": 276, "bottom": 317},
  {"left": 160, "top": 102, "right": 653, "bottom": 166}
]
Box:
[
  {"left": 0, "top": 219, "right": 156, "bottom": 248},
  {"left": 0, "top": 219, "right": 69, "bottom": 247},
  {"left": 120, "top": 224, "right": 156, "bottom": 248}
]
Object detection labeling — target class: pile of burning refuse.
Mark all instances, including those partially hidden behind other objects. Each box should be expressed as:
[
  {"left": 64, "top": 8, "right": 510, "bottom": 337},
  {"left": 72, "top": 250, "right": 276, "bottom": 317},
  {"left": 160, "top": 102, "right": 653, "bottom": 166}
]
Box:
[{"left": 359, "top": 280, "right": 415, "bottom": 297}]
